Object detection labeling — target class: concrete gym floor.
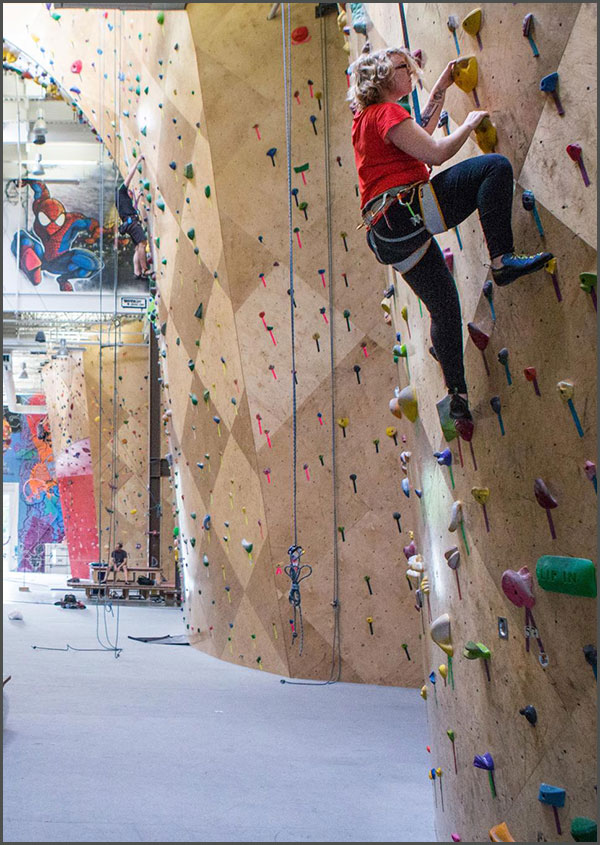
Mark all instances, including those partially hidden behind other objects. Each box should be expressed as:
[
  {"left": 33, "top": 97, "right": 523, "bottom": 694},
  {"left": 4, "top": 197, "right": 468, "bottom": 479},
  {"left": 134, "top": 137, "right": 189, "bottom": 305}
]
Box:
[{"left": 3, "top": 581, "right": 435, "bottom": 843}]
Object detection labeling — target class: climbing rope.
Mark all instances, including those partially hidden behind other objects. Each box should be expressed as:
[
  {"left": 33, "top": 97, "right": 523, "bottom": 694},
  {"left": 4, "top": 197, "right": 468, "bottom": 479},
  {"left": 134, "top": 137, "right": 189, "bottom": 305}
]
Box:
[
  {"left": 281, "top": 3, "right": 313, "bottom": 655},
  {"left": 398, "top": 4, "right": 422, "bottom": 125},
  {"left": 279, "top": 7, "right": 341, "bottom": 682},
  {"left": 320, "top": 8, "right": 342, "bottom": 684}
]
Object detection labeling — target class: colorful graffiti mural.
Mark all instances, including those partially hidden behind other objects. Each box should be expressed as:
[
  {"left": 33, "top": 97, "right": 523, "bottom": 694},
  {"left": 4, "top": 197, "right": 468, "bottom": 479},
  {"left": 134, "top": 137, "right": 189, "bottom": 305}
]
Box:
[{"left": 2, "top": 397, "right": 65, "bottom": 571}]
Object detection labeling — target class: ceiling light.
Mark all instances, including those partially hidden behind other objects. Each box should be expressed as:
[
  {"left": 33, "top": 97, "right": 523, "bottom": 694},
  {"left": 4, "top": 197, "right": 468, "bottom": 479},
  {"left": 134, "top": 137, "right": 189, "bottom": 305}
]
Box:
[
  {"left": 31, "top": 153, "right": 45, "bottom": 176},
  {"left": 31, "top": 108, "right": 47, "bottom": 145}
]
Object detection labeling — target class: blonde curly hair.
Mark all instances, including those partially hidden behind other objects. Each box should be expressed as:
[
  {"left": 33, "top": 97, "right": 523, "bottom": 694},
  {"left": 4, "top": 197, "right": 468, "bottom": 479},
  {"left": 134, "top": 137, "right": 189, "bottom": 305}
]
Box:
[{"left": 347, "top": 47, "right": 423, "bottom": 112}]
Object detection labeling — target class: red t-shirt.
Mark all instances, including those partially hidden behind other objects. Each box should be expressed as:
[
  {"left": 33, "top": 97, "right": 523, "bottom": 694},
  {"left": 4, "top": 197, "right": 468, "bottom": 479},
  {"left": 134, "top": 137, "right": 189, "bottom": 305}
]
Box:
[{"left": 352, "top": 102, "right": 430, "bottom": 208}]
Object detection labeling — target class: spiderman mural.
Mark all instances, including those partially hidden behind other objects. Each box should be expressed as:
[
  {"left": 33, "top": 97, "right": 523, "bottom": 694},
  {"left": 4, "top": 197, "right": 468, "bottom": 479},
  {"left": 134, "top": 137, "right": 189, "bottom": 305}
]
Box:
[{"left": 10, "top": 179, "right": 103, "bottom": 291}]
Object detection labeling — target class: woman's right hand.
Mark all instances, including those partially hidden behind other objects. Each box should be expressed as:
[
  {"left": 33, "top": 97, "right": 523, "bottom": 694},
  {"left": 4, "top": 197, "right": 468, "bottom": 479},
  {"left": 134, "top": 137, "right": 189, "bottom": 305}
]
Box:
[{"left": 464, "top": 110, "right": 489, "bottom": 130}]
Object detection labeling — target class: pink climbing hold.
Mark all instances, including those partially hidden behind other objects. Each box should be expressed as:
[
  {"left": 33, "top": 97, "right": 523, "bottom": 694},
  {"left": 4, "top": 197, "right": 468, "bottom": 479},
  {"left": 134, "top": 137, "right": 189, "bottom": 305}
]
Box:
[{"left": 71, "top": 59, "right": 82, "bottom": 74}]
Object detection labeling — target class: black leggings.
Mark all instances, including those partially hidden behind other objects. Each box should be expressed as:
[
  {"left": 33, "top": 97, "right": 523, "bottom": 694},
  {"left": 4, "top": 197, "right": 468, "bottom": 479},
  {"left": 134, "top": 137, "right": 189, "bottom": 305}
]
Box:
[{"left": 367, "top": 154, "right": 515, "bottom": 395}]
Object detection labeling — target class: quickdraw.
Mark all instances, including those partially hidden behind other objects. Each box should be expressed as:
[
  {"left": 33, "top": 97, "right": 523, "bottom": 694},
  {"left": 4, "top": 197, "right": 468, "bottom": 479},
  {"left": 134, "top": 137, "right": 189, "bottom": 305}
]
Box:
[{"left": 284, "top": 544, "right": 312, "bottom": 655}]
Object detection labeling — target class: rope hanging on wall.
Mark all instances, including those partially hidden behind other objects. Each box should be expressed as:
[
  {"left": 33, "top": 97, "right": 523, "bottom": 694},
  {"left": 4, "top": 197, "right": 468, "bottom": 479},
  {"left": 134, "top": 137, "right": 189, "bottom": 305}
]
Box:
[
  {"left": 279, "top": 5, "right": 341, "bottom": 683},
  {"left": 281, "top": 3, "right": 312, "bottom": 656}
]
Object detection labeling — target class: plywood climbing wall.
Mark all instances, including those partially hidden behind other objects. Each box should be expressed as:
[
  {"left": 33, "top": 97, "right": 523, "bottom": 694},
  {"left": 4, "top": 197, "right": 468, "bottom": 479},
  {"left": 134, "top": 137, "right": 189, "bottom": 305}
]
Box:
[
  {"left": 82, "top": 321, "right": 154, "bottom": 570},
  {"left": 185, "top": 2, "right": 424, "bottom": 683},
  {"left": 347, "top": 3, "right": 597, "bottom": 841},
  {"left": 40, "top": 353, "right": 98, "bottom": 578}
]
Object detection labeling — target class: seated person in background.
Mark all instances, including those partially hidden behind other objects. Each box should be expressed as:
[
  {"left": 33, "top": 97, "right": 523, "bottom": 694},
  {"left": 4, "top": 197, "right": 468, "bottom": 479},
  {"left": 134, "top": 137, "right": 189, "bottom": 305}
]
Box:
[{"left": 106, "top": 542, "right": 129, "bottom": 586}]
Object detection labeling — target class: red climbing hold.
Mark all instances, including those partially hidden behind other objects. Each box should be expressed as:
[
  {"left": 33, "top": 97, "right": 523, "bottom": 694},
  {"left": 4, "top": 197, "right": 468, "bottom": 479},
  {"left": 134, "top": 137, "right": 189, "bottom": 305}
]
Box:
[{"left": 291, "top": 26, "right": 310, "bottom": 44}]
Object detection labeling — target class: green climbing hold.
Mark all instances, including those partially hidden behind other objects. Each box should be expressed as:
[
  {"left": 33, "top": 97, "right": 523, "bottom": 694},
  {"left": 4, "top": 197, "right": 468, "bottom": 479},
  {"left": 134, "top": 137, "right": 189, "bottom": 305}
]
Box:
[
  {"left": 156, "top": 199, "right": 165, "bottom": 211},
  {"left": 144, "top": 86, "right": 149, "bottom": 95},
  {"left": 157, "top": 11, "right": 165, "bottom": 24},
  {"left": 173, "top": 526, "right": 180, "bottom": 537},
  {"left": 536, "top": 555, "right": 596, "bottom": 598},
  {"left": 571, "top": 817, "right": 597, "bottom": 842},
  {"left": 187, "top": 229, "right": 195, "bottom": 240},
  {"left": 190, "top": 538, "right": 196, "bottom": 548},
  {"left": 161, "top": 258, "right": 167, "bottom": 265},
  {"left": 183, "top": 163, "right": 194, "bottom": 179},
  {"left": 154, "top": 237, "right": 160, "bottom": 248},
  {"left": 135, "top": 86, "right": 141, "bottom": 96},
  {"left": 202, "top": 390, "right": 210, "bottom": 403},
  {"left": 204, "top": 185, "right": 211, "bottom": 198},
  {"left": 194, "top": 303, "right": 203, "bottom": 319},
  {"left": 189, "top": 393, "right": 198, "bottom": 405},
  {"left": 143, "top": 180, "right": 150, "bottom": 190},
  {"left": 140, "top": 126, "right": 147, "bottom": 136},
  {"left": 146, "top": 194, "right": 152, "bottom": 203},
  {"left": 187, "top": 359, "right": 195, "bottom": 371}
]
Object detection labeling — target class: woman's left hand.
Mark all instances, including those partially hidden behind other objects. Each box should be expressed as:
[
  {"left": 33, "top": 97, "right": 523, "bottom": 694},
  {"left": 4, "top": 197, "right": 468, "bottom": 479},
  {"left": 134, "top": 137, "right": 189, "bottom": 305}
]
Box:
[{"left": 436, "top": 61, "right": 456, "bottom": 91}]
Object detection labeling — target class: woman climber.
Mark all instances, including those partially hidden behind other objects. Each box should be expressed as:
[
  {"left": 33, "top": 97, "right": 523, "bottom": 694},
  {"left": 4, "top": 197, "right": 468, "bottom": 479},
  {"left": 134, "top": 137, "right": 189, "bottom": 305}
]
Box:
[
  {"left": 116, "top": 157, "right": 155, "bottom": 282},
  {"left": 349, "top": 47, "right": 552, "bottom": 422}
]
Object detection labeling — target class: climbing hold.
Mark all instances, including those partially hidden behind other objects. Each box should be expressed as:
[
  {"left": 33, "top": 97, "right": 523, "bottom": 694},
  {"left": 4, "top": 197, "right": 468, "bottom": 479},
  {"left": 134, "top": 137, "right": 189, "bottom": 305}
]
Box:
[
  {"left": 183, "top": 163, "right": 194, "bottom": 179},
  {"left": 538, "top": 784, "right": 566, "bottom": 835},
  {"left": 522, "top": 14, "right": 539, "bottom": 57},
  {"left": 579, "top": 271, "right": 598, "bottom": 311},
  {"left": 556, "top": 380, "right": 584, "bottom": 437},
  {"left": 187, "top": 228, "right": 195, "bottom": 241},
  {"left": 392, "top": 512, "right": 402, "bottom": 533},
  {"left": 471, "top": 486, "right": 491, "bottom": 531},
  {"left": 401, "top": 478, "right": 410, "bottom": 498},
  {"left": 497, "top": 348, "right": 512, "bottom": 385},
  {"left": 430, "top": 613, "right": 453, "bottom": 656},
  {"left": 464, "top": 642, "right": 491, "bottom": 682},
  {"left": 536, "top": 555, "right": 596, "bottom": 598},
  {"left": 522, "top": 190, "right": 544, "bottom": 237},
  {"left": 467, "top": 322, "right": 490, "bottom": 374},
  {"left": 156, "top": 198, "right": 165, "bottom": 211},
  {"left": 571, "top": 818, "right": 597, "bottom": 843},
  {"left": 291, "top": 25, "right": 310, "bottom": 45},
  {"left": 447, "top": 15, "right": 460, "bottom": 55},
  {"left": 473, "top": 752, "right": 496, "bottom": 797},
  {"left": 584, "top": 460, "right": 597, "bottom": 493},
  {"left": 71, "top": 59, "right": 82, "bottom": 74},
  {"left": 157, "top": 10, "right": 164, "bottom": 24},
  {"left": 396, "top": 385, "right": 418, "bottom": 422},
  {"left": 519, "top": 705, "right": 537, "bottom": 726},
  {"left": 489, "top": 822, "right": 515, "bottom": 842},
  {"left": 462, "top": 8, "right": 483, "bottom": 50},
  {"left": 204, "top": 185, "right": 211, "bottom": 198},
  {"left": 544, "top": 257, "right": 562, "bottom": 302},
  {"left": 386, "top": 426, "right": 398, "bottom": 446},
  {"left": 266, "top": 147, "right": 277, "bottom": 166},
  {"left": 566, "top": 142, "right": 591, "bottom": 187},
  {"left": 540, "top": 72, "right": 564, "bottom": 115},
  {"left": 501, "top": 566, "right": 535, "bottom": 608},
  {"left": 490, "top": 396, "right": 505, "bottom": 436},
  {"left": 452, "top": 55, "right": 480, "bottom": 106},
  {"left": 474, "top": 117, "right": 497, "bottom": 153}
]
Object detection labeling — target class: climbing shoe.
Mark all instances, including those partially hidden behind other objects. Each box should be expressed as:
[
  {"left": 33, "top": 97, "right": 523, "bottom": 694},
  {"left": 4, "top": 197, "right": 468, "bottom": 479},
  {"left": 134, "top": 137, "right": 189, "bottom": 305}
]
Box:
[
  {"left": 449, "top": 393, "right": 473, "bottom": 422},
  {"left": 492, "top": 251, "right": 553, "bottom": 287}
]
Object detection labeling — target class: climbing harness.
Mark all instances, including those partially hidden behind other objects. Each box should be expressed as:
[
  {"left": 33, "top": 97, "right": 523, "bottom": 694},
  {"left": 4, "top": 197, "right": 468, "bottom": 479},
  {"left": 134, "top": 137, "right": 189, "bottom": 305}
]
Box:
[{"left": 284, "top": 545, "right": 312, "bottom": 655}]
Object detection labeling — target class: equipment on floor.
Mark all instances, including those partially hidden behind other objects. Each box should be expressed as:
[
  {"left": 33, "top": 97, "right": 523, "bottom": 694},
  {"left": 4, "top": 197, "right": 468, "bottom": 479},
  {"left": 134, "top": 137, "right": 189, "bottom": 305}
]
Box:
[{"left": 54, "top": 594, "right": 86, "bottom": 609}]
